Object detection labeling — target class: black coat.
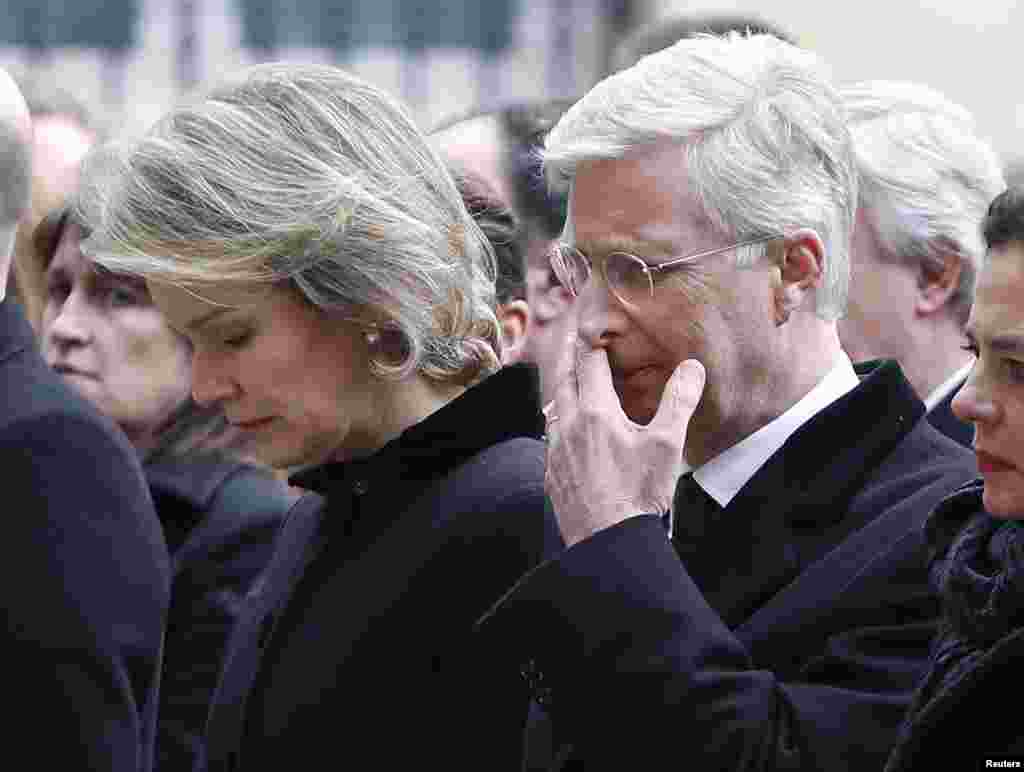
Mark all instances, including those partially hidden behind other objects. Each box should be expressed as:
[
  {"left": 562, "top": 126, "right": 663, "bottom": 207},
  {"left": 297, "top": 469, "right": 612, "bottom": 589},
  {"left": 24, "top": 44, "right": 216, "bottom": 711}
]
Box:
[
  {"left": 204, "top": 364, "right": 562, "bottom": 771},
  {"left": 478, "top": 360, "right": 978, "bottom": 771},
  {"left": 146, "top": 454, "right": 294, "bottom": 771},
  {"left": 885, "top": 480, "right": 1024, "bottom": 771},
  {"left": 926, "top": 376, "right": 973, "bottom": 449},
  {"left": 0, "top": 299, "right": 170, "bottom": 772}
]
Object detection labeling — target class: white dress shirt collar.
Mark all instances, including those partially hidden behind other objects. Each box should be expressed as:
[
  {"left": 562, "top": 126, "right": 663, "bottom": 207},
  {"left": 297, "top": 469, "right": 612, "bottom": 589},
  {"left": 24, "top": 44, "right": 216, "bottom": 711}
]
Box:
[
  {"left": 924, "top": 359, "right": 975, "bottom": 413},
  {"left": 690, "top": 352, "right": 861, "bottom": 508}
]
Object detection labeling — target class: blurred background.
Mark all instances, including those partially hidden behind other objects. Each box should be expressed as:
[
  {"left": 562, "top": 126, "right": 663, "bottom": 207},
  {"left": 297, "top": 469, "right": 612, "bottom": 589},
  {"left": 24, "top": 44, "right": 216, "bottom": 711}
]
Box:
[{"left": 0, "top": 0, "right": 1019, "bottom": 163}]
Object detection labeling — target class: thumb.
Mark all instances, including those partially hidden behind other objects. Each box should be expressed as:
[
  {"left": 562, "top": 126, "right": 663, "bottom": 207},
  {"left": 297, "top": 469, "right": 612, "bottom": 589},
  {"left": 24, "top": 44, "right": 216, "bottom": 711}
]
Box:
[{"left": 650, "top": 359, "right": 705, "bottom": 431}]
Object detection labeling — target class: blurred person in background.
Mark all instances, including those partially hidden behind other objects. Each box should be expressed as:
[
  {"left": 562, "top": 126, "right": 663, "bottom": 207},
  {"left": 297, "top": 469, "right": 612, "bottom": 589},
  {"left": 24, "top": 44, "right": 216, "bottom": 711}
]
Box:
[
  {"left": 607, "top": 12, "right": 797, "bottom": 73},
  {"left": 84, "top": 63, "right": 560, "bottom": 771},
  {"left": 885, "top": 186, "right": 1024, "bottom": 769},
  {"left": 34, "top": 182, "right": 293, "bottom": 771},
  {"left": 501, "top": 100, "right": 574, "bottom": 389},
  {"left": 0, "top": 68, "right": 169, "bottom": 772},
  {"left": 432, "top": 101, "right": 574, "bottom": 383},
  {"left": 839, "top": 80, "right": 1006, "bottom": 447},
  {"left": 8, "top": 73, "right": 99, "bottom": 330},
  {"left": 449, "top": 165, "right": 532, "bottom": 365}
]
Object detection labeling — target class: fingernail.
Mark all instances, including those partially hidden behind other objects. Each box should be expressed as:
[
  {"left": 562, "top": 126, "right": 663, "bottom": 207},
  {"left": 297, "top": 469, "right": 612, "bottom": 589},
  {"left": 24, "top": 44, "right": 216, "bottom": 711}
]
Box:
[{"left": 682, "top": 360, "right": 705, "bottom": 388}]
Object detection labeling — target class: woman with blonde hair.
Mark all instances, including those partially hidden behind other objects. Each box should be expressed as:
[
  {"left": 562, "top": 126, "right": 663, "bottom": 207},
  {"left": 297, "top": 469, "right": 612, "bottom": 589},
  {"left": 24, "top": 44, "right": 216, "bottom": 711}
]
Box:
[{"left": 84, "top": 63, "right": 559, "bottom": 770}]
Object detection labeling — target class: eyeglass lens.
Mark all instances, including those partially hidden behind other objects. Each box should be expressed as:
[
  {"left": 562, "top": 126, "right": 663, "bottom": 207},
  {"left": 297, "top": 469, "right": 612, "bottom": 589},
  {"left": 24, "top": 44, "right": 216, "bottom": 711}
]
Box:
[{"left": 553, "top": 246, "right": 653, "bottom": 302}]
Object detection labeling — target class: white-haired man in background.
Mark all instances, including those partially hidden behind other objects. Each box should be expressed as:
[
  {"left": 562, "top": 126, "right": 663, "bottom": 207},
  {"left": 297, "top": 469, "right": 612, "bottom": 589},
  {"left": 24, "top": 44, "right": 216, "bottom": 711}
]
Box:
[
  {"left": 477, "top": 33, "right": 977, "bottom": 771},
  {"left": 839, "top": 80, "right": 1005, "bottom": 447}
]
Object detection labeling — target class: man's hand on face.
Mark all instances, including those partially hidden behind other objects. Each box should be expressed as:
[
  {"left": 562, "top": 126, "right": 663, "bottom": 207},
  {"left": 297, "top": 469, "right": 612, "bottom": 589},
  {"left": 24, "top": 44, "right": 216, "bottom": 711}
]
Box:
[{"left": 542, "top": 307, "right": 706, "bottom": 548}]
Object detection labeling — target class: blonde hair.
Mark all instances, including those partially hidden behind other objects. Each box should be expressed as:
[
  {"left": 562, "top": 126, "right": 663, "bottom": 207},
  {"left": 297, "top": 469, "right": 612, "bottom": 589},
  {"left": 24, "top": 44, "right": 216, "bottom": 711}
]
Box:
[{"left": 84, "top": 64, "right": 501, "bottom": 385}]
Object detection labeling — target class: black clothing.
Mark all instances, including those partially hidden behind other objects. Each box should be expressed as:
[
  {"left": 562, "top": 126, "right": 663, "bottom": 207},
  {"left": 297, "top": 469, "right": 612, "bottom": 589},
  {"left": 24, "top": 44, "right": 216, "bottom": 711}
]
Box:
[
  {"left": 146, "top": 454, "right": 292, "bottom": 771},
  {"left": 0, "top": 299, "right": 170, "bottom": 772},
  {"left": 886, "top": 479, "right": 1024, "bottom": 770},
  {"left": 926, "top": 377, "right": 973, "bottom": 449},
  {"left": 205, "top": 363, "right": 562, "bottom": 770},
  {"left": 480, "top": 360, "right": 977, "bottom": 771}
]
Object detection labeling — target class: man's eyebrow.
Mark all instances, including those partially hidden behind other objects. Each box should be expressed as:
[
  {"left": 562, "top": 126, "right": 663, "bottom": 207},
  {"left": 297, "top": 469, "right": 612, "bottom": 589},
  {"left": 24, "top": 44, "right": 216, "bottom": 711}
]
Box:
[{"left": 572, "top": 236, "right": 675, "bottom": 257}]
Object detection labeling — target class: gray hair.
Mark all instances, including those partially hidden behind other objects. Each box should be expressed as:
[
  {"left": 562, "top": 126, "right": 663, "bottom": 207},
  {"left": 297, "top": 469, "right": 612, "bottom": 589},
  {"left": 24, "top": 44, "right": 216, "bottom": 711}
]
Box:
[
  {"left": 0, "top": 119, "right": 31, "bottom": 228},
  {"left": 841, "top": 80, "right": 1006, "bottom": 325},
  {"left": 83, "top": 63, "right": 501, "bottom": 386},
  {"left": 544, "top": 32, "right": 857, "bottom": 321}
]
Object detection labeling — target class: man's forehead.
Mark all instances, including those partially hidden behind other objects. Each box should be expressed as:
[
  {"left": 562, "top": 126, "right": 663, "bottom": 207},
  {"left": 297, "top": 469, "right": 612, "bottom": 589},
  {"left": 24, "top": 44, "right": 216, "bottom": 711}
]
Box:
[{"left": 569, "top": 158, "right": 711, "bottom": 254}]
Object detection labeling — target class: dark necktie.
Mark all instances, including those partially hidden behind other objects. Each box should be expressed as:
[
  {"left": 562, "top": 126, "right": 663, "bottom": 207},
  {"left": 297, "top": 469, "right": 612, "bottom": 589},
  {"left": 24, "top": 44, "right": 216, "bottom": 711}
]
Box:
[{"left": 671, "top": 473, "right": 722, "bottom": 547}]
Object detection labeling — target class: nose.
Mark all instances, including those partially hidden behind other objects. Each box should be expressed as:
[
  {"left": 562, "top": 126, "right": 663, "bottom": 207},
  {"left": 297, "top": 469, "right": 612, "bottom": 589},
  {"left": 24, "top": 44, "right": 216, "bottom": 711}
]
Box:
[
  {"left": 575, "top": 278, "right": 625, "bottom": 350},
  {"left": 46, "top": 291, "right": 94, "bottom": 351},
  {"left": 189, "top": 347, "right": 238, "bottom": 407},
  {"left": 951, "top": 377, "right": 1001, "bottom": 428}
]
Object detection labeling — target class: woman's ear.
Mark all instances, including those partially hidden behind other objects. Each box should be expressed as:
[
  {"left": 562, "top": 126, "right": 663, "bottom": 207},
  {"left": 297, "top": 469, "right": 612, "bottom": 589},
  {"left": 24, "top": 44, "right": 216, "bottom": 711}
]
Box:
[
  {"left": 497, "top": 299, "right": 531, "bottom": 365},
  {"left": 773, "top": 229, "right": 825, "bottom": 325}
]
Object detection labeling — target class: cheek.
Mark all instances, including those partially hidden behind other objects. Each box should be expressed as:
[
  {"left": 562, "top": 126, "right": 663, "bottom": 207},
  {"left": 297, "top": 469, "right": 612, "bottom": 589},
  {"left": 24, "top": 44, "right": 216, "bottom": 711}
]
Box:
[{"left": 119, "top": 318, "right": 190, "bottom": 390}]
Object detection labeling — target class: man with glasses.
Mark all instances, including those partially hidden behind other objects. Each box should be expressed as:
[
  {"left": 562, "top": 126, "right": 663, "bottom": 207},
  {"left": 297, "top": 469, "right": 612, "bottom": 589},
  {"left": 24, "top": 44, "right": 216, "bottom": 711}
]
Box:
[{"left": 478, "top": 33, "right": 977, "bottom": 771}]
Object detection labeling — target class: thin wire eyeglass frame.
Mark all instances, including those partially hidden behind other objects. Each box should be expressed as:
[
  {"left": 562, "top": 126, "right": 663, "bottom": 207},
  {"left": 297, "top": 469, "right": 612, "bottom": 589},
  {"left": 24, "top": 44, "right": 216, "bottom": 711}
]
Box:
[{"left": 550, "top": 234, "right": 783, "bottom": 305}]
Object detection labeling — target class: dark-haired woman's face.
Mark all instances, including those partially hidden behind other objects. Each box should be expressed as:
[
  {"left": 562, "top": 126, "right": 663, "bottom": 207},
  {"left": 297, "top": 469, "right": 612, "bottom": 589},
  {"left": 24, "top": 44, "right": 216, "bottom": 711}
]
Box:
[
  {"left": 41, "top": 224, "right": 192, "bottom": 447},
  {"left": 953, "top": 243, "right": 1024, "bottom": 517}
]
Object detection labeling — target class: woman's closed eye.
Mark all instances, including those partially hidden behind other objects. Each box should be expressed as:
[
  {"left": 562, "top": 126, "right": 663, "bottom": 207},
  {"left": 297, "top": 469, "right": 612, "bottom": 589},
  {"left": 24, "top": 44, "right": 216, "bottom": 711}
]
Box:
[{"left": 218, "top": 328, "right": 253, "bottom": 350}]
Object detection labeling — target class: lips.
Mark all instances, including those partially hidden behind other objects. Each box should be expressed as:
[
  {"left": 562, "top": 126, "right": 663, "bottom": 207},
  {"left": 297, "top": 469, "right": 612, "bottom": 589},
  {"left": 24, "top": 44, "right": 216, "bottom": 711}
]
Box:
[
  {"left": 52, "top": 363, "right": 97, "bottom": 380},
  {"left": 230, "top": 417, "right": 274, "bottom": 431},
  {"left": 976, "top": 450, "right": 1015, "bottom": 475}
]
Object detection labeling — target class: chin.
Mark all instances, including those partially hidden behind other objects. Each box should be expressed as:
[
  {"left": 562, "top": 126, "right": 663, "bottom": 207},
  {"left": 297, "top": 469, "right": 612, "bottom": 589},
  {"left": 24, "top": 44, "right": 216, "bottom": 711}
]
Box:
[{"left": 982, "top": 486, "right": 1024, "bottom": 520}]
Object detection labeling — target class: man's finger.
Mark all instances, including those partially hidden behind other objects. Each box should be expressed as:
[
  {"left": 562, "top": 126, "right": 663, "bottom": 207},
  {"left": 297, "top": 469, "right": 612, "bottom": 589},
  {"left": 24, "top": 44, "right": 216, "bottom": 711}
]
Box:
[
  {"left": 536, "top": 296, "right": 579, "bottom": 407},
  {"left": 546, "top": 304, "right": 582, "bottom": 422},
  {"left": 574, "top": 339, "right": 620, "bottom": 415},
  {"left": 650, "top": 359, "right": 705, "bottom": 432}
]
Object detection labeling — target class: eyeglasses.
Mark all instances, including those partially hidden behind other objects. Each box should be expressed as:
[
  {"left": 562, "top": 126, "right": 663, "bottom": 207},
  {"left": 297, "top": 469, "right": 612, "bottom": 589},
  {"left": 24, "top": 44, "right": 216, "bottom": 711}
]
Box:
[{"left": 550, "top": 234, "right": 782, "bottom": 306}]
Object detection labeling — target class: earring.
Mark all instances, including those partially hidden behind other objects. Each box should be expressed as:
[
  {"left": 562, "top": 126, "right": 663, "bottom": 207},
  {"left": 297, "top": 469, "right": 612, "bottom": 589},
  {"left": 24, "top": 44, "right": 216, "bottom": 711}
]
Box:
[{"left": 365, "top": 329, "right": 380, "bottom": 346}]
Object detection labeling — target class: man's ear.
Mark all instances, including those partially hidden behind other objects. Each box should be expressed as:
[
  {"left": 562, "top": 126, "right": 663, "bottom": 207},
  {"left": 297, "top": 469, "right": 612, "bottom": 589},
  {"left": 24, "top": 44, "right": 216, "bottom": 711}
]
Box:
[
  {"left": 497, "top": 299, "right": 531, "bottom": 365},
  {"left": 772, "top": 229, "right": 825, "bottom": 325},
  {"left": 915, "top": 253, "right": 961, "bottom": 317}
]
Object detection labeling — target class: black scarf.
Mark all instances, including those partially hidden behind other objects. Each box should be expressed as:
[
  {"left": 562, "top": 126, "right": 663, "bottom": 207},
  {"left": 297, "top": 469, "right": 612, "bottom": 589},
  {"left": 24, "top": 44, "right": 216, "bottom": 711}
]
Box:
[{"left": 888, "top": 479, "right": 1024, "bottom": 764}]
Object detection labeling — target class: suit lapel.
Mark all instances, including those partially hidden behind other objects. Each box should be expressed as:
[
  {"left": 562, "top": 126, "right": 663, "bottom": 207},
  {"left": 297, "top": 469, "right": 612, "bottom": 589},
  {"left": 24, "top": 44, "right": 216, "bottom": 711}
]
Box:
[
  {"left": 682, "top": 361, "right": 923, "bottom": 629},
  {"left": 926, "top": 383, "right": 973, "bottom": 448}
]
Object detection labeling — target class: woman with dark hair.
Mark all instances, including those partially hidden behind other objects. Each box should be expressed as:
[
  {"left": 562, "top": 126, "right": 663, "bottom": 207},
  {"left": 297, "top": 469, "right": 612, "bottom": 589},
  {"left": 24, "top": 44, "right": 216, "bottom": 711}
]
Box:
[
  {"left": 82, "top": 63, "right": 559, "bottom": 770},
  {"left": 886, "top": 186, "right": 1024, "bottom": 769},
  {"left": 33, "top": 200, "right": 294, "bottom": 771}
]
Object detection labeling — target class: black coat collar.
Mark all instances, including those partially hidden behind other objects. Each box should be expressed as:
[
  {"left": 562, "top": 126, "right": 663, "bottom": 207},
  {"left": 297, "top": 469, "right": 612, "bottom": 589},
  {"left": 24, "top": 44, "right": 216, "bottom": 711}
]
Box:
[
  {"left": 0, "top": 299, "right": 35, "bottom": 365},
  {"left": 145, "top": 453, "right": 250, "bottom": 516},
  {"left": 730, "top": 359, "right": 923, "bottom": 528},
  {"left": 679, "top": 359, "right": 925, "bottom": 626},
  {"left": 289, "top": 363, "right": 543, "bottom": 532}
]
